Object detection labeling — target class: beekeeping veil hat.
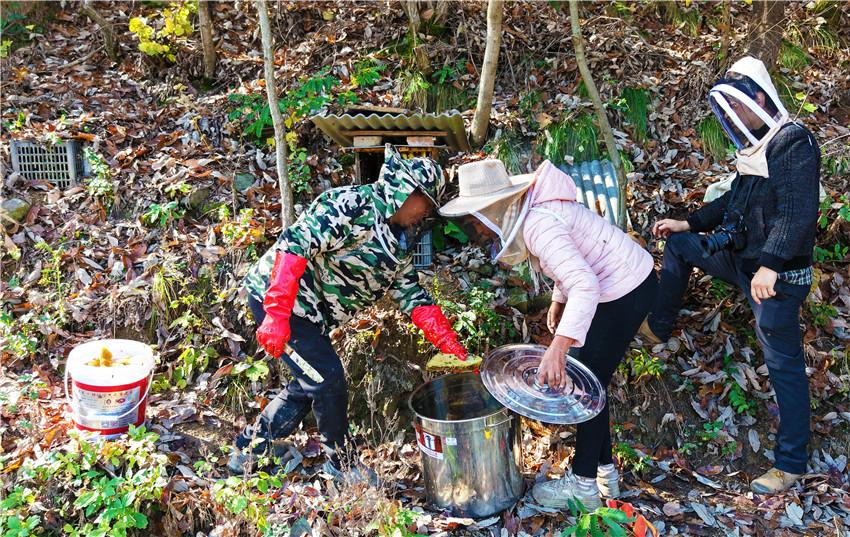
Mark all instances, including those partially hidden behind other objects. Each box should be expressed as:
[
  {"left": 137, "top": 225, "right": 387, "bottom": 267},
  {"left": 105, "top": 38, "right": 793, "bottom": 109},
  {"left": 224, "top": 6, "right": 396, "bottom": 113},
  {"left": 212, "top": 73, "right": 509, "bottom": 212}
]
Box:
[
  {"left": 708, "top": 56, "right": 790, "bottom": 177},
  {"left": 439, "top": 159, "right": 535, "bottom": 265}
]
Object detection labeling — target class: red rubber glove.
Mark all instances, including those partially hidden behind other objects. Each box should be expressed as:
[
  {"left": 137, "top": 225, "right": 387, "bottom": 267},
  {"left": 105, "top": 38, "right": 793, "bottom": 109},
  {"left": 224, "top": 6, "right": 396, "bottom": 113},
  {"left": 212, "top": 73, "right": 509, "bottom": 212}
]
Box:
[
  {"left": 411, "top": 305, "right": 468, "bottom": 360},
  {"left": 256, "top": 251, "right": 308, "bottom": 358}
]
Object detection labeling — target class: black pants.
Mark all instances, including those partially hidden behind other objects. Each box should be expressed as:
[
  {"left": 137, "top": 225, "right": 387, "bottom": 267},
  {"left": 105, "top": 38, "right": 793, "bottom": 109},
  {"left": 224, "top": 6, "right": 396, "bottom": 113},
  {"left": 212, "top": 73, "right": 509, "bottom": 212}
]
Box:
[
  {"left": 236, "top": 295, "right": 348, "bottom": 464},
  {"left": 646, "top": 232, "right": 811, "bottom": 474},
  {"left": 571, "top": 272, "right": 658, "bottom": 478}
]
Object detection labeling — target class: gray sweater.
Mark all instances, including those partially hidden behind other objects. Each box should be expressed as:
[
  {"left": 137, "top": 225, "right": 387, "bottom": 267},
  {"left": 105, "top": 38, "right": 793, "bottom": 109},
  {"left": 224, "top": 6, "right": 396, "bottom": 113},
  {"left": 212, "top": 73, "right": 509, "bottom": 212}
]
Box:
[{"left": 687, "top": 123, "right": 820, "bottom": 274}]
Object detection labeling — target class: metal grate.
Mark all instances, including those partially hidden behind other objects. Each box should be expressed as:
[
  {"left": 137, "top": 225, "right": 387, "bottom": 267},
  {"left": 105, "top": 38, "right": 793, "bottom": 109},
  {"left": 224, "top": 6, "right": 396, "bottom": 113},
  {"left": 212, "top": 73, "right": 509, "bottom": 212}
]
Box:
[
  {"left": 10, "top": 140, "right": 84, "bottom": 189},
  {"left": 413, "top": 230, "right": 433, "bottom": 268}
]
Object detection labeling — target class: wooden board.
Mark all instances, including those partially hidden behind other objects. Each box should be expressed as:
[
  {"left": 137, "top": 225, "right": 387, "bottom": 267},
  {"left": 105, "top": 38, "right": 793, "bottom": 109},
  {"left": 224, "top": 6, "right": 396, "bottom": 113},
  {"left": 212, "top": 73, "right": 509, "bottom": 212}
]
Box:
[
  {"left": 340, "top": 130, "right": 448, "bottom": 138},
  {"left": 353, "top": 135, "right": 382, "bottom": 147}
]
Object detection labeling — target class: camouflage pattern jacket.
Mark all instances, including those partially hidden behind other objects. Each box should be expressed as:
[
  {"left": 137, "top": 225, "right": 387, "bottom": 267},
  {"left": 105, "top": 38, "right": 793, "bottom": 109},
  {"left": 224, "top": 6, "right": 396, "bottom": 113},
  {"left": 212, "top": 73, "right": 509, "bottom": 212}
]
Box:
[{"left": 244, "top": 148, "right": 441, "bottom": 334}]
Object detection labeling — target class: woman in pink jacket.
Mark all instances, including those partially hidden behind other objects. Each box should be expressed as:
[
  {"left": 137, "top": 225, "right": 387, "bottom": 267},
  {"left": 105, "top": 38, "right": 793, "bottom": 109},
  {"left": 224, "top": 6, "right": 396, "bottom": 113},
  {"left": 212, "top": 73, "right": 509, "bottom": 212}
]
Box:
[{"left": 440, "top": 159, "right": 657, "bottom": 510}]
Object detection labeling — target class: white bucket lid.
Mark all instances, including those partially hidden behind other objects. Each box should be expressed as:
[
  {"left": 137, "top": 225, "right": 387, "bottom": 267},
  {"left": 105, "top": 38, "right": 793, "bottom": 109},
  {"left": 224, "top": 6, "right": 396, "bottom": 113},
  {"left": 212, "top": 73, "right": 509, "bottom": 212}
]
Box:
[{"left": 67, "top": 339, "right": 155, "bottom": 386}]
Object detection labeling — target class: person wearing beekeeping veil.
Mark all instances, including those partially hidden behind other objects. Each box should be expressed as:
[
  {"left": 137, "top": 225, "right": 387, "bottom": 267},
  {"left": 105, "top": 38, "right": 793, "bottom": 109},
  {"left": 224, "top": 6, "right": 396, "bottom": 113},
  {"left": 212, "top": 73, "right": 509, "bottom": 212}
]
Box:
[
  {"left": 440, "top": 159, "right": 657, "bottom": 510},
  {"left": 640, "top": 56, "right": 821, "bottom": 494}
]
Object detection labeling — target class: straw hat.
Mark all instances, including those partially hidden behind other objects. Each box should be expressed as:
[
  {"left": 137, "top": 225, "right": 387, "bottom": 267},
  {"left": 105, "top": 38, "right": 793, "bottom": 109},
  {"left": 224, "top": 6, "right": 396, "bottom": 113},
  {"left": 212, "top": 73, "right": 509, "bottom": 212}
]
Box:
[{"left": 439, "top": 160, "right": 534, "bottom": 217}]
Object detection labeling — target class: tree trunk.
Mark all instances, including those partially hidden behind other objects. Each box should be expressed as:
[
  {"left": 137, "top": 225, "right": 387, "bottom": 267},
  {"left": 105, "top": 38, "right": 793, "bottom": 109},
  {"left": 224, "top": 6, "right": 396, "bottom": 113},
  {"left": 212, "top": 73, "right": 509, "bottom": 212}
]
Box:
[
  {"left": 256, "top": 0, "right": 293, "bottom": 228},
  {"left": 719, "top": 0, "right": 731, "bottom": 62},
  {"left": 197, "top": 0, "right": 217, "bottom": 81},
  {"left": 81, "top": 0, "right": 119, "bottom": 62},
  {"left": 400, "top": 0, "right": 450, "bottom": 32},
  {"left": 746, "top": 0, "right": 785, "bottom": 70},
  {"left": 568, "top": 0, "right": 628, "bottom": 230},
  {"left": 470, "top": 0, "right": 504, "bottom": 148}
]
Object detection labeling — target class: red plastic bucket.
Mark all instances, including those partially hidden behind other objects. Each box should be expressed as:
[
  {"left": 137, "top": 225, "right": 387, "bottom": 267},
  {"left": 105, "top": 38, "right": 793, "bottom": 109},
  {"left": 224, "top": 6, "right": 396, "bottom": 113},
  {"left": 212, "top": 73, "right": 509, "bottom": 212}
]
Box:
[{"left": 65, "top": 339, "right": 155, "bottom": 438}]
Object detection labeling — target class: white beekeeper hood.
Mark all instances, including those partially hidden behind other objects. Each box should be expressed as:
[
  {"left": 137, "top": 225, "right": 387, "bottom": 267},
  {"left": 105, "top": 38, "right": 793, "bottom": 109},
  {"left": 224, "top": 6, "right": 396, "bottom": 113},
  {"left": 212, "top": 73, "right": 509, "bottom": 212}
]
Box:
[{"left": 708, "top": 56, "right": 789, "bottom": 150}]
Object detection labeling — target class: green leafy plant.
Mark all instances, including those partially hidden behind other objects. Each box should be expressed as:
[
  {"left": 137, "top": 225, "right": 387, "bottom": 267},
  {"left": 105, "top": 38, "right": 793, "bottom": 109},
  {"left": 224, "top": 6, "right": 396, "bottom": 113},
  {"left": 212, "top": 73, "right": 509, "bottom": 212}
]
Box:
[
  {"left": 807, "top": 301, "right": 838, "bottom": 328},
  {"left": 142, "top": 200, "right": 185, "bottom": 227},
  {"left": 129, "top": 0, "right": 197, "bottom": 61},
  {"left": 814, "top": 243, "right": 848, "bottom": 263},
  {"left": 367, "top": 501, "right": 425, "bottom": 537},
  {"left": 537, "top": 112, "right": 601, "bottom": 164},
  {"left": 219, "top": 207, "right": 265, "bottom": 248},
  {"left": 697, "top": 115, "right": 732, "bottom": 161},
  {"left": 619, "top": 87, "right": 651, "bottom": 142},
  {"left": 613, "top": 442, "right": 651, "bottom": 475},
  {"left": 792, "top": 90, "right": 818, "bottom": 115},
  {"left": 233, "top": 355, "right": 270, "bottom": 382},
  {"left": 778, "top": 40, "right": 809, "bottom": 71},
  {"left": 492, "top": 128, "right": 524, "bottom": 174},
  {"left": 228, "top": 67, "right": 350, "bottom": 142},
  {"left": 350, "top": 58, "right": 384, "bottom": 88},
  {"left": 431, "top": 281, "right": 516, "bottom": 355},
  {"left": 211, "top": 471, "right": 284, "bottom": 530},
  {"left": 288, "top": 146, "right": 313, "bottom": 195},
  {"left": 0, "top": 310, "right": 38, "bottom": 361},
  {"left": 624, "top": 348, "right": 665, "bottom": 382},
  {"left": 433, "top": 58, "right": 467, "bottom": 85},
  {"left": 698, "top": 420, "right": 723, "bottom": 443},
  {"left": 721, "top": 355, "right": 753, "bottom": 415},
  {"left": 14, "top": 426, "right": 168, "bottom": 537},
  {"left": 562, "top": 500, "right": 635, "bottom": 537},
  {"left": 817, "top": 193, "right": 850, "bottom": 229},
  {"left": 431, "top": 220, "right": 469, "bottom": 251},
  {"left": 398, "top": 69, "right": 431, "bottom": 109},
  {"left": 83, "top": 148, "right": 115, "bottom": 206}
]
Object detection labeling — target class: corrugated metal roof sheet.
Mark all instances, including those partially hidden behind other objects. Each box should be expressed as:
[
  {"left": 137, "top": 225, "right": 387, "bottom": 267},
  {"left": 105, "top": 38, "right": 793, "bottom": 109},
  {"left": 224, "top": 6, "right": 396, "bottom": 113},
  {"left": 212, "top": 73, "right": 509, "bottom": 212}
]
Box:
[
  {"left": 311, "top": 111, "right": 470, "bottom": 152},
  {"left": 558, "top": 160, "right": 623, "bottom": 226}
]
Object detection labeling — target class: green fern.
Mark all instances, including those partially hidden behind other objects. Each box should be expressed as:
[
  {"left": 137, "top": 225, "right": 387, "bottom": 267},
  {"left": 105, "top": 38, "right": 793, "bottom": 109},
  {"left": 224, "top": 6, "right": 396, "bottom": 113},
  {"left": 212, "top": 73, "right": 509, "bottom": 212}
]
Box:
[
  {"left": 778, "top": 40, "right": 809, "bottom": 72},
  {"left": 620, "top": 87, "right": 651, "bottom": 142},
  {"left": 536, "top": 113, "right": 600, "bottom": 165},
  {"left": 697, "top": 116, "right": 731, "bottom": 161}
]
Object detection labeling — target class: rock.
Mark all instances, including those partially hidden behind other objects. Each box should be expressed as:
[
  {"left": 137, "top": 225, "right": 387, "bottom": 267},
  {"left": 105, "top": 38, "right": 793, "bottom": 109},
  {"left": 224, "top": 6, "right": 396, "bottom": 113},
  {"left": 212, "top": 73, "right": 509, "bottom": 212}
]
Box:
[
  {"left": 182, "top": 186, "right": 210, "bottom": 210},
  {"left": 1, "top": 198, "right": 31, "bottom": 227},
  {"left": 507, "top": 287, "right": 529, "bottom": 313},
  {"left": 234, "top": 172, "right": 255, "bottom": 193}
]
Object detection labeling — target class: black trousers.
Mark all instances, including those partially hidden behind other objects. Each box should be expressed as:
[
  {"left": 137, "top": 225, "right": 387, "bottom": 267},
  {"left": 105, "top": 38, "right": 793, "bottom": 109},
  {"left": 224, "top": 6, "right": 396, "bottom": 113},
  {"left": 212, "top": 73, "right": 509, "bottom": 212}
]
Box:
[
  {"left": 236, "top": 295, "right": 348, "bottom": 464},
  {"left": 647, "top": 232, "right": 811, "bottom": 473},
  {"left": 570, "top": 273, "right": 658, "bottom": 478}
]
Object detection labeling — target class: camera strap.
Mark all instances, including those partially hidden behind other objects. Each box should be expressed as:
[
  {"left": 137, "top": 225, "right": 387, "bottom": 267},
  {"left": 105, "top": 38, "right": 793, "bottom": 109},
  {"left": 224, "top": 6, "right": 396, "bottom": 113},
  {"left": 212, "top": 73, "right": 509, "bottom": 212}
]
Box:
[{"left": 727, "top": 174, "right": 759, "bottom": 218}]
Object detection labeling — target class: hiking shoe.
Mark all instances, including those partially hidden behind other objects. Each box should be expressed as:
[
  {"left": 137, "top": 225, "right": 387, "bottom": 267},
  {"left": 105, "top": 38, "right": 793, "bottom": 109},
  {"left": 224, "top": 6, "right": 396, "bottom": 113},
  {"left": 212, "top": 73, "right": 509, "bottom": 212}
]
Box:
[
  {"left": 638, "top": 318, "right": 662, "bottom": 345},
  {"left": 532, "top": 474, "right": 603, "bottom": 511},
  {"left": 751, "top": 468, "right": 801, "bottom": 494},
  {"left": 321, "top": 460, "right": 379, "bottom": 487},
  {"left": 597, "top": 463, "right": 620, "bottom": 498},
  {"left": 227, "top": 447, "right": 255, "bottom": 474}
]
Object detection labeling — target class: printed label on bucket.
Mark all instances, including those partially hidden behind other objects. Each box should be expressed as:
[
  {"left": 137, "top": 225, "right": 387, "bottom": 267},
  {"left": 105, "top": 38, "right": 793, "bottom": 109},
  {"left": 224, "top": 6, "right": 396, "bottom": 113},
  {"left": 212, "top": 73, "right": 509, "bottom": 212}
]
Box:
[
  {"left": 414, "top": 425, "right": 443, "bottom": 460},
  {"left": 74, "top": 385, "right": 141, "bottom": 429}
]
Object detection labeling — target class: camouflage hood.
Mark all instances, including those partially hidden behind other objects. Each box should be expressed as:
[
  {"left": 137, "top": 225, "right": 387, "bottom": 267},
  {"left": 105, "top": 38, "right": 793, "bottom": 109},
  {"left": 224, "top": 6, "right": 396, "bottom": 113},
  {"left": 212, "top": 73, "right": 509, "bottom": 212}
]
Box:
[
  {"left": 372, "top": 145, "right": 443, "bottom": 219},
  {"left": 243, "top": 145, "right": 443, "bottom": 334}
]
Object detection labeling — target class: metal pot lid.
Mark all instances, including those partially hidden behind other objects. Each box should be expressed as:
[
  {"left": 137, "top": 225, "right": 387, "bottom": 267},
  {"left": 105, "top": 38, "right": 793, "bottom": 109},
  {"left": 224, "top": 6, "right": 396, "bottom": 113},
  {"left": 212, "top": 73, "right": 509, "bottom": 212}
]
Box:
[{"left": 481, "top": 344, "right": 606, "bottom": 425}]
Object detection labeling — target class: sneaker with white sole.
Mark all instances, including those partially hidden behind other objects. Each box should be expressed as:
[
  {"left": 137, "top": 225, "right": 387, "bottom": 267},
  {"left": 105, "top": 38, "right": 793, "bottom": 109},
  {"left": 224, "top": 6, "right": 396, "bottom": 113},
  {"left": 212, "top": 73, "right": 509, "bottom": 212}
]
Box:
[
  {"left": 532, "top": 474, "right": 603, "bottom": 511},
  {"left": 227, "top": 447, "right": 255, "bottom": 474},
  {"left": 321, "top": 460, "right": 379, "bottom": 487},
  {"left": 751, "top": 467, "right": 801, "bottom": 494},
  {"left": 597, "top": 463, "right": 620, "bottom": 498}
]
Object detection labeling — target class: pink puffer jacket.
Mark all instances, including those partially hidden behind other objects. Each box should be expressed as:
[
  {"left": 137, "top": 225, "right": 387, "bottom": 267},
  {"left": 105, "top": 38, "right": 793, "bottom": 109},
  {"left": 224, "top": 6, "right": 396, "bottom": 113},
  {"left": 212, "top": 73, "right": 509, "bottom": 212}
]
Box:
[{"left": 523, "top": 160, "right": 654, "bottom": 347}]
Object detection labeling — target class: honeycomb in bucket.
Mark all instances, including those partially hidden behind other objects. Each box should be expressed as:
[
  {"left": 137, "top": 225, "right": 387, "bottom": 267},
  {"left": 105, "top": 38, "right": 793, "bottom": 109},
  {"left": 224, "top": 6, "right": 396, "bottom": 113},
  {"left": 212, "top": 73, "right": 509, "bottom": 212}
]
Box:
[
  {"left": 426, "top": 353, "right": 482, "bottom": 372},
  {"left": 87, "top": 347, "right": 132, "bottom": 367}
]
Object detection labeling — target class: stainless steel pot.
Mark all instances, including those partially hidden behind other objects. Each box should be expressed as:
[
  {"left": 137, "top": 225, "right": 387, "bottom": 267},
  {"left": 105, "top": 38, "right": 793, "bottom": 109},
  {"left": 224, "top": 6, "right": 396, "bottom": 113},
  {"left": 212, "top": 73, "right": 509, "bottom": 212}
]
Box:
[{"left": 408, "top": 372, "right": 524, "bottom": 517}]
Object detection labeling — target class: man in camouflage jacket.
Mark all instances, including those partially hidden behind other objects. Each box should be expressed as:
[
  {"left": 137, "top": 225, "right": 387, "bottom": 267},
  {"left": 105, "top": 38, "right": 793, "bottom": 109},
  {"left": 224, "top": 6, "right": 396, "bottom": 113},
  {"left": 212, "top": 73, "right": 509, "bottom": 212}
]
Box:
[{"left": 232, "top": 146, "right": 467, "bottom": 478}]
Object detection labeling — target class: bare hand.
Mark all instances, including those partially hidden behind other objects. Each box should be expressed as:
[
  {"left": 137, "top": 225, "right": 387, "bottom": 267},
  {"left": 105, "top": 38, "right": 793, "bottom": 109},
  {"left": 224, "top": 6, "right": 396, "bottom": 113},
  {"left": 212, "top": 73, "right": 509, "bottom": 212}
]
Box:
[
  {"left": 751, "top": 266, "right": 777, "bottom": 305},
  {"left": 537, "top": 336, "right": 575, "bottom": 390},
  {"left": 547, "top": 301, "right": 565, "bottom": 334},
  {"left": 652, "top": 219, "right": 690, "bottom": 239}
]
